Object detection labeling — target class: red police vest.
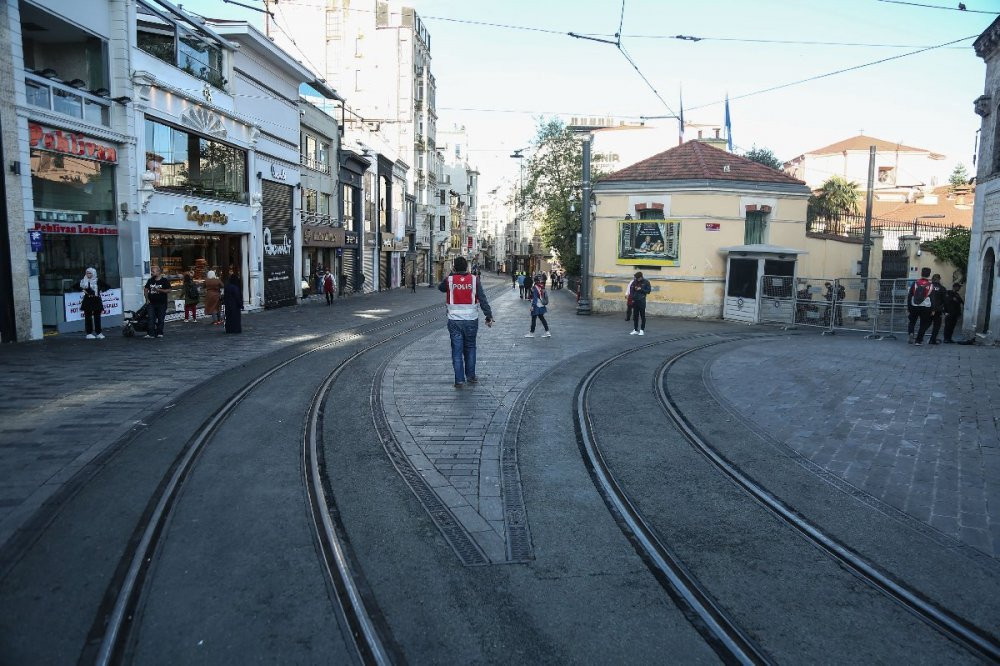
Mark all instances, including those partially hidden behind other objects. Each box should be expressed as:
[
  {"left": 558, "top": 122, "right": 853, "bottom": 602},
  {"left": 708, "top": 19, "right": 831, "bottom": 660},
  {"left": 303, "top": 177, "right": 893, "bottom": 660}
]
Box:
[{"left": 446, "top": 273, "right": 479, "bottom": 320}]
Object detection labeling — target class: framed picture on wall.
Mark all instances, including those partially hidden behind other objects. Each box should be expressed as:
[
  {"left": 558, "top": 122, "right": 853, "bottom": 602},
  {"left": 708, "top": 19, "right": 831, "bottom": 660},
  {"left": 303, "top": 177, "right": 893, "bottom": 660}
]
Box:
[{"left": 617, "top": 220, "right": 680, "bottom": 266}]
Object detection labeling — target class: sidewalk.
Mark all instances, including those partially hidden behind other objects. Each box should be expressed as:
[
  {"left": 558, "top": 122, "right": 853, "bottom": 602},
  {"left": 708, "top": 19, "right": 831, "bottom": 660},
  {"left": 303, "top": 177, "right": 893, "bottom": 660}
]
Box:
[{"left": 0, "top": 285, "right": 446, "bottom": 550}]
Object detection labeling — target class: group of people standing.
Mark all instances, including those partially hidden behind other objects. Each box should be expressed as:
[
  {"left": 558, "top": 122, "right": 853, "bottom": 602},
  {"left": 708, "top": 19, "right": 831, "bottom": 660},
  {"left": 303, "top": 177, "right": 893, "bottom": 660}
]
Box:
[{"left": 907, "top": 267, "right": 964, "bottom": 345}]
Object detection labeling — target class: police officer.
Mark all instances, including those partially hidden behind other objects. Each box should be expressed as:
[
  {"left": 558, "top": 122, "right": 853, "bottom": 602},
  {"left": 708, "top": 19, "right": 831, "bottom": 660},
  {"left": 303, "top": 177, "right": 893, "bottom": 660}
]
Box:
[{"left": 439, "top": 256, "right": 494, "bottom": 388}]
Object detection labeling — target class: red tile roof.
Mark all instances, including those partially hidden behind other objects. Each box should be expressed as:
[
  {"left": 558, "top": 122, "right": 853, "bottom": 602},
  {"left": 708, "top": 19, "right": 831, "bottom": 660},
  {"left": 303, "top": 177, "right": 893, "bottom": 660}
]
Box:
[
  {"left": 796, "top": 135, "right": 939, "bottom": 157},
  {"left": 601, "top": 140, "right": 806, "bottom": 186}
]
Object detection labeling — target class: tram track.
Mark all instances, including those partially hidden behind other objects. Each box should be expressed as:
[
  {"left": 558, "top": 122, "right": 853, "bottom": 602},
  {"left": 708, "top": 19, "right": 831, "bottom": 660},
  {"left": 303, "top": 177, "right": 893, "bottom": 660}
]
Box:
[
  {"left": 84, "top": 305, "right": 448, "bottom": 665},
  {"left": 654, "top": 341, "right": 1000, "bottom": 664},
  {"left": 575, "top": 332, "right": 1000, "bottom": 664}
]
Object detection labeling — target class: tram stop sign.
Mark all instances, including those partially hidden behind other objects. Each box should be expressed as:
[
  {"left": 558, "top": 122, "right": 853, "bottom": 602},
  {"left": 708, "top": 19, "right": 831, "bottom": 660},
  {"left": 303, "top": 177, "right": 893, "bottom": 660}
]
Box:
[{"left": 29, "top": 231, "right": 42, "bottom": 252}]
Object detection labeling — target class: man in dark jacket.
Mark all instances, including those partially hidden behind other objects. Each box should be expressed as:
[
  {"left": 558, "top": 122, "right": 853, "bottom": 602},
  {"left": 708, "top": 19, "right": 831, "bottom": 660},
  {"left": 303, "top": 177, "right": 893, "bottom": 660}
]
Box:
[
  {"left": 628, "top": 271, "right": 652, "bottom": 336},
  {"left": 909, "top": 267, "right": 934, "bottom": 345},
  {"left": 943, "top": 283, "right": 964, "bottom": 343}
]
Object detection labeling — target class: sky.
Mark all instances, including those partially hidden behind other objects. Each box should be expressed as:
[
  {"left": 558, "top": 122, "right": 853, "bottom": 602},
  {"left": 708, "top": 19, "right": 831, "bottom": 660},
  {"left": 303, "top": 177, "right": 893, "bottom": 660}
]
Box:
[{"left": 184, "top": 0, "right": 996, "bottom": 195}]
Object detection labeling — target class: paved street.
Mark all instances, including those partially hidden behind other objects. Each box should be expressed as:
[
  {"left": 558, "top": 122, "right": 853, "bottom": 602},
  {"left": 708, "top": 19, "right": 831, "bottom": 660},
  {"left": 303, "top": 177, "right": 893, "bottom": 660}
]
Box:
[{"left": 1, "top": 278, "right": 999, "bottom": 663}]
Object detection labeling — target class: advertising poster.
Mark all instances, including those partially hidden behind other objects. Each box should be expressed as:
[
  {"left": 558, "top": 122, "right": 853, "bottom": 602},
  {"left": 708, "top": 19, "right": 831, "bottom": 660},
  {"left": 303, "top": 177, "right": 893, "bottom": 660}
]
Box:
[
  {"left": 617, "top": 220, "right": 681, "bottom": 266},
  {"left": 262, "top": 180, "right": 296, "bottom": 308},
  {"left": 64, "top": 288, "right": 123, "bottom": 322}
]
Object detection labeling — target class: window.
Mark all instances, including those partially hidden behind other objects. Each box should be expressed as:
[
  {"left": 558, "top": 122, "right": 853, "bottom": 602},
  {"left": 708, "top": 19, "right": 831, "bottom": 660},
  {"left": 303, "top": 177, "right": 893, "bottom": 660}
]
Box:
[
  {"left": 318, "top": 142, "right": 330, "bottom": 169},
  {"left": 144, "top": 118, "right": 247, "bottom": 203},
  {"left": 639, "top": 208, "right": 663, "bottom": 220},
  {"left": 877, "top": 166, "right": 896, "bottom": 184},
  {"left": 439, "top": 215, "right": 446, "bottom": 231},
  {"left": 744, "top": 211, "right": 767, "bottom": 244},
  {"left": 727, "top": 258, "right": 757, "bottom": 299},
  {"left": 303, "top": 188, "right": 318, "bottom": 213},
  {"left": 343, "top": 185, "right": 354, "bottom": 229},
  {"left": 31, "top": 150, "right": 115, "bottom": 226},
  {"left": 439, "top": 189, "right": 446, "bottom": 204},
  {"left": 320, "top": 193, "right": 331, "bottom": 216},
  {"left": 137, "top": 3, "right": 225, "bottom": 89}
]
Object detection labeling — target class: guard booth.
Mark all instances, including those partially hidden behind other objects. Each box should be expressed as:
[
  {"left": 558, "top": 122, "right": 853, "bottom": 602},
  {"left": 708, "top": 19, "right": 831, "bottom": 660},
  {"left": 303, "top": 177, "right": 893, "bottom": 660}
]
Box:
[{"left": 719, "top": 244, "right": 806, "bottom": 323}]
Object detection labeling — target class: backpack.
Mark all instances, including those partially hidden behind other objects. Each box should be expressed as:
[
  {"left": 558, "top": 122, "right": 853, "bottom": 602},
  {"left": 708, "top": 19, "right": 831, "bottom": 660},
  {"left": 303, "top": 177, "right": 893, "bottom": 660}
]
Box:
[
  {"left": 541, "top": 289, "right": 549, "bottom": 306},
  {"left": 911, "top": 281, "right": 930, "bottom": 305},
  {"left": 836, "top": 285, "right": 846, "bottom": 300},
  {"left": 186, "top": 283, "right": 199, "bottom": 300}
]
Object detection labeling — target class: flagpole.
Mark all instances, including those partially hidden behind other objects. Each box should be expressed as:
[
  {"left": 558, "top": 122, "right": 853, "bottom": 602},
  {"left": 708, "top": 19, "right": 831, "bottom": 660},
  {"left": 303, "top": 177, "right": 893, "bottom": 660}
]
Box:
[
  {"left": 678, "top": 86, "right": 685, "bottom": 146},
  {"left": 725, "top": 93, "right": 733, "bottom": 152}
]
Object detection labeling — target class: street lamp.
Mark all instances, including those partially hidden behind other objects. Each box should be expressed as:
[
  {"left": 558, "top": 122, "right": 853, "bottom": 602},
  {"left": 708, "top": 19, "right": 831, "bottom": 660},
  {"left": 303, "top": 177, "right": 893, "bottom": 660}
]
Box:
[
  {"left": 565, "top": 126, "right": 598, "bottom": 315},
  {"left": 510, "top": 149, "right": 525, "bottom": 274}
]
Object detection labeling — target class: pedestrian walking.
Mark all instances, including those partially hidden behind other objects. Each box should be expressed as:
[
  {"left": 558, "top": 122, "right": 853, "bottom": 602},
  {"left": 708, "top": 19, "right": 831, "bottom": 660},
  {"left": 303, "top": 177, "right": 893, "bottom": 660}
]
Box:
[
  {"left": 517, "top": 272, "right": 527, "bottom": 299},
  {"left": 143, "top": 266, "right": 171, "bottom": 338},
  {"left": 340, "top": 272, "right": 348, "bottom": 296},
  {"left": 203, "top": 270, "right": 224, "bottom": 325},
  {"left": 79, "top": 267, "right": 106, "bottom": 339},
  {"left": 524, "top": 274, "right": 551, "bottom": 338},
  {"left": 628, "top": 271, "right": 651, "bottom": 335},
  {"left": 223, "top": 275, "right": 243, "bottom": 334},
  {"left": 323, "top": 270, "right": 335, "bottom": 305},
  {"left": 908, "top": 267, "right": 934, "bottom": 345},
  {"left": 182, "top": 271, "right": 199, "bottom": 322},
  {"left": 943, "top": 283, "right": 964, "bottom": 343},
  {"left": 410, "top": 272, "right": 416, "bottom": 292},
  {"left": 511, "top": 271, "right": 517, "bottom": 290},
  {"left": 315, "top": 266, "right": 324, "bottom": 297},
  {"left": 438, "top": 256, "right": 494, "bottom": 388},
  {"left": 927, "top": 273, "right": 946, "bottom": 345}
]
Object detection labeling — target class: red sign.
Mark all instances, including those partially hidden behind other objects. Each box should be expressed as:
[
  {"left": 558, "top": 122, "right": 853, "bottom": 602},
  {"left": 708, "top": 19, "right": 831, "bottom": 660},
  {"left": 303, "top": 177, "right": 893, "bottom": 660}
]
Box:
[
  {"left": 467, "top": 235, "right": 473, "bottom": 249},
  {"left": 29, "top": 122, "right": 118, "bottom": 164},
  {"left": 34, "top": 221, "right": 118, "bottom": 236},
  {"left": 705, "top": 223, "right": 721, "bottom": 231}
]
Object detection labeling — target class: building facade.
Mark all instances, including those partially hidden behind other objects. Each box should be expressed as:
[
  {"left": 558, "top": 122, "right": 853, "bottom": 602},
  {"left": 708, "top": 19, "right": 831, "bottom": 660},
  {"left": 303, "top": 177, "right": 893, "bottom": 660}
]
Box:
[{"left": 968, "top": 17, "right": 1000, "bottom": 344}]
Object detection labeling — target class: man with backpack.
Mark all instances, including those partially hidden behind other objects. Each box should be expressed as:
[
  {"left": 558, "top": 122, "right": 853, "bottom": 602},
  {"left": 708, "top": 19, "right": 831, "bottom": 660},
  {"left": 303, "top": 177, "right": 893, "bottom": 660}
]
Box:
[
  {"left": 926, "top": 273, "right": 947, "bottom": 345},
  {"left": 908, "top": 267, "right": 934, "bottom": 345}
]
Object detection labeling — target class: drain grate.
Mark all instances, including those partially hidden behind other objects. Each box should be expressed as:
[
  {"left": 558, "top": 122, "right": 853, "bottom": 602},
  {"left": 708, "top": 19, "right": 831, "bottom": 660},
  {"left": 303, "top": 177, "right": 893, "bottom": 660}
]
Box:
[
  {"left": 500, "top": 385, "right": 535, "bottom": 563},
  {"left": 372, "top": 360, "right": 490, "bottom": 567}
]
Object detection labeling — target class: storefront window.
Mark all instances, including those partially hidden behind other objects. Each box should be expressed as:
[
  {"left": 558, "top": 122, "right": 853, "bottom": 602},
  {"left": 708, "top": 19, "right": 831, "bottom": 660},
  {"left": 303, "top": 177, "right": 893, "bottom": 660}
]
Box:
[
  {"left": 31, "top": 149, "right": 115, "bottom": 225},
  {"left": 37, "top": 234, "right": 120, "bottom": 297},
  {"left": 145, "top": 118, "right": 247, "bottom": 203},
  {"left": 149, "top": 231, "right": 244, "bottom": 312}
]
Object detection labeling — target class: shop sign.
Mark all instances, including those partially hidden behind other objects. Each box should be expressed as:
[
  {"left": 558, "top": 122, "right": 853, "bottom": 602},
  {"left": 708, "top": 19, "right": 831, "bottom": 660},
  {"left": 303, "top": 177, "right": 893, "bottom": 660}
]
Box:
[
  {"left": 344, "top": 231, "right": 359, "bottom": 247},
  {"left": 34, "top": 221, "right": 118, "bottom": 236},
  {"left": 28, "top": 231, "right": 42, "bottom": 252},
  {"left": 64, "top": 288, "right": 123, "bottom": 321},
  {"left": 302, "top": 224, "right": 344, "bottom": 247},
  {"left": 705, "top": 223, "right": 721, "bottom": 231},
  {"left": 270, "top": 164, "right": 287, "bottom": 181},
  {"left": 184, "top": 205, "right": 229, "bottom": 226},
  {"left": 29, "top": 122, "right": 118, "bottom": 164},
  {"left": 467, "top": 235, "right": 473, "bottom": 249},
  {"left": 263, "top": 226, "right": 293, "bottom": 256}
]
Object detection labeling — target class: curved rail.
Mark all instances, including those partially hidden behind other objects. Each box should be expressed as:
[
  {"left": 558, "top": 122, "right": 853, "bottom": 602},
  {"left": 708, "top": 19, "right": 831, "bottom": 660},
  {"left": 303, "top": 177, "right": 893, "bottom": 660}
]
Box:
[
  {"left": 655, "top": 342, "right": 1000, "bottom": 664},
  {"left": 92, "top": 308, "right": 443, "bottom": 665},
  {"left": 573, "top": 334, "right": 771, "bottom": 666}
]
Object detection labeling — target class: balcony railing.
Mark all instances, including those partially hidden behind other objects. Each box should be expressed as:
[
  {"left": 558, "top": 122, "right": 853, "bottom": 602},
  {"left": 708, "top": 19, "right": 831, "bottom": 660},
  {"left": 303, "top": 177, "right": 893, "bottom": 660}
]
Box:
[
  {"left": 25, "top": 72, "right": 111, "bottom": 126},
  {"left": 300, "top": 154, "right": 332, "bottom": 174},
  {"left": 301, "top": 210, "right": 339, "bottom": 226}
]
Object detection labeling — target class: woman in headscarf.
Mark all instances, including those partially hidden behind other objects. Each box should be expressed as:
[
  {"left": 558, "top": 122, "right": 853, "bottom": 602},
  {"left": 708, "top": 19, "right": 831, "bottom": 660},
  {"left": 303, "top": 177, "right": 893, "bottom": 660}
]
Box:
[
  {"left": 203, "top": 270, "right": 224, "bottom": 325},
  {"left": 223, "top": 274, "right": 242, "bottom": 334},
  {"left": 79, "top": 267, "right": 106, "bottom": 339}
]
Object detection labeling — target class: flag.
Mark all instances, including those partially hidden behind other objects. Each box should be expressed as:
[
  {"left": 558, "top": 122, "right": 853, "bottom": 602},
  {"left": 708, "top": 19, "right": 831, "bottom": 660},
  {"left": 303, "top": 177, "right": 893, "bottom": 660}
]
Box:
[
  {"left": 724, "top": 93, "right": 733, "bottom": 152},
  {"left": 678, "top": 87, "right": 685, "bottom": 146}
]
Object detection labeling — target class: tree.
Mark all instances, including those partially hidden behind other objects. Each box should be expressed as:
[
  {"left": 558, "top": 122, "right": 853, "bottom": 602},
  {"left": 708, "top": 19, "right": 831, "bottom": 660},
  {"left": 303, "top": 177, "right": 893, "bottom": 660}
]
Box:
[
  {"left": 515, "top": 118, "right": 596, "bottom": 276},
  {"left": 921, "top": 227, "right": 972, "bottom": 281},
  {"left": 742, "top": 146, "right": 783, "bottom": 171},
  {"left": 949, "top": 163, "right": 970, "bottom": 188},
  {"left": 807, "top": 175, "right": 861, "bottom": 221}
]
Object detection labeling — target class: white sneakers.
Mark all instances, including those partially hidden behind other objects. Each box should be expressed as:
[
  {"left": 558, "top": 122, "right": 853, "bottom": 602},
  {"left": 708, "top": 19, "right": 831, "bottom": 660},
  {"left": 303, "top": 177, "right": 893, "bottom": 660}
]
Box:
[
  {"left": 524, "top": 333, "right": 535, "bottom": 338},
  {"left": 542, "top": 331, "right": 551, "bottom": 338},
  {"left": 639, "top": 330, "right": 645, "bottom": 336},
  {"left": 85, "top": 333, "right": 105, "bottom": 340},
  {"left": 629, "top": 330, "right": 645, "bottom": 336},
  {"left": 85, "top": 334, "right": 95, "bottom": 339},
  {"left": 96, "top": 333, "right": 105, "bottom": 339}
]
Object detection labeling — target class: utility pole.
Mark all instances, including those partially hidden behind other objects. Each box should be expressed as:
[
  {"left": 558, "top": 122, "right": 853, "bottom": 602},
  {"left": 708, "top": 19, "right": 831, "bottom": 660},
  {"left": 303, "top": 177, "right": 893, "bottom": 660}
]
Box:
[
  {"left": 577, "top": 134, "right": 593, "bottom": 315},
  {"left": 859, "top": 145, "right": 876, "bottom": 302}
]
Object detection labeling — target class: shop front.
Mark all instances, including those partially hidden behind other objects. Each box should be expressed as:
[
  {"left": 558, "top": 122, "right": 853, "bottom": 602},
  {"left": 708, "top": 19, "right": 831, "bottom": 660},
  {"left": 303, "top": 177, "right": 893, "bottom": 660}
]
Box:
[
  {"left": 302, "top": 224, "right": 344, "bottom": 295},
  {"left": 147, "top": 228, "right": 246, "bottom": 314},
  {"left": 343, "top": 230, "right": 360, "bottom": 293},
  {"left": 29, "top": 122, "right": 124, "bottom": 332},
  {"left": 262, "top": 179, "right": 296, "bottom": 308}
]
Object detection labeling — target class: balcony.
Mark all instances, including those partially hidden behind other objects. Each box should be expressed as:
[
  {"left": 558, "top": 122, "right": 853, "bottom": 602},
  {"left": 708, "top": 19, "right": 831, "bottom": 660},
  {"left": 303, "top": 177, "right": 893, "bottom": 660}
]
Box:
[
  {"left": 301, "top": 210, "right": 339, "bottom": 226},
  {"left": 25, "top": 72, "right": 111, "bottom": 126},
  {"left": 300, "top": 154, "right": 331, "bottom": 175}
]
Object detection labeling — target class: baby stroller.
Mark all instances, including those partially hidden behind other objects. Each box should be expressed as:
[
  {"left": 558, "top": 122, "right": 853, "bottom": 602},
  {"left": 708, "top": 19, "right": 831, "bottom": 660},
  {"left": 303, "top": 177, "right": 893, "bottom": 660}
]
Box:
[{"left": 121, "top": 303, "right": 150, "bottom": 337}]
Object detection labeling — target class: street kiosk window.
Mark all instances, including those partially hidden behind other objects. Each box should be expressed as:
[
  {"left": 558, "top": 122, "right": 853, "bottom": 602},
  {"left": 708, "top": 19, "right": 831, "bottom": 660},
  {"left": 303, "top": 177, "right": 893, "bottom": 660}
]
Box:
[{"left": 727, "top": 258, "right": 757, "bottom": 299}]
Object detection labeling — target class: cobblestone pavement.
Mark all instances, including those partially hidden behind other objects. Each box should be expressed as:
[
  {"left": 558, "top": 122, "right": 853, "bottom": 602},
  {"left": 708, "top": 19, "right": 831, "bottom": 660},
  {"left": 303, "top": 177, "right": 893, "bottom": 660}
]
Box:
[
  {"left": 709, "top": 337, "right": 1000, "bottom": 558},
  {"left": 0, "top": 287, "right": 446, "bottom": 550},
  {"left": 380, "top": 286, "right": 739, "bottom": 563}
]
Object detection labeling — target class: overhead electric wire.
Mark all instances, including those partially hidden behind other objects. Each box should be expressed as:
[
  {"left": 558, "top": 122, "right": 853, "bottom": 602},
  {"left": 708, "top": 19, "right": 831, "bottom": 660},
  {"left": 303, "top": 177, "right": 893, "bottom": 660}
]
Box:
[
  {"left": 687, "top": 33, "right": 977, "bottom": 111},
  {"left": 875, "top": 0, "right": 999, "bottom": 14}
]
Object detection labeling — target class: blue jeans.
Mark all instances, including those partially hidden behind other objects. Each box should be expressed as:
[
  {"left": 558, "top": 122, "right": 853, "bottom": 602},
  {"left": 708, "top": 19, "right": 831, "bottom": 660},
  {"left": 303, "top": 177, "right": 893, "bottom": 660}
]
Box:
[{"left": 447, "top": 319, "right": 478, "bottom": 384}]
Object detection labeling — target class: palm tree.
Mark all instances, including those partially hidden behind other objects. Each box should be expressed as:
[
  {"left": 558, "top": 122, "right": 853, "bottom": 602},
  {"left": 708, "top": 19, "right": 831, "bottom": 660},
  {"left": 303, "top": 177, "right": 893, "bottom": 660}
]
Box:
[{"left": 808, "top": 176, "right": 861, "bottom": 222}]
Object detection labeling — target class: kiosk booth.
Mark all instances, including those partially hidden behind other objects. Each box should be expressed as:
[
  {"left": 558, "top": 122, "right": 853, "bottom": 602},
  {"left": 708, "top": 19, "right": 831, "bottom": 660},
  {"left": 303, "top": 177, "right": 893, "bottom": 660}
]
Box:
[{"left": 720, "top": 244, "right": 806, "bottom": 323}]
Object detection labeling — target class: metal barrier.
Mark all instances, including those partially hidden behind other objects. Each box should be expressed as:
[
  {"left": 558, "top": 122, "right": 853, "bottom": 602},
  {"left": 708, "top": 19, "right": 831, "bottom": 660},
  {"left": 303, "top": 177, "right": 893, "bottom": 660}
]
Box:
[
  {"left": 758, "top": 275, "right": 914, "bottom": 340},
  {"left": 829, "top": 277, "right": 880, "bottom": 339}
]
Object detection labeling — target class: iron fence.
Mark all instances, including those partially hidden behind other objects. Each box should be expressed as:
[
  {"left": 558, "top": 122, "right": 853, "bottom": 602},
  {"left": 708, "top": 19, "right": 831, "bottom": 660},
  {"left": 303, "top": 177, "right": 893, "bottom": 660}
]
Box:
[{"left": 806, "top": 212, "right": 958, "bottom": 249}]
